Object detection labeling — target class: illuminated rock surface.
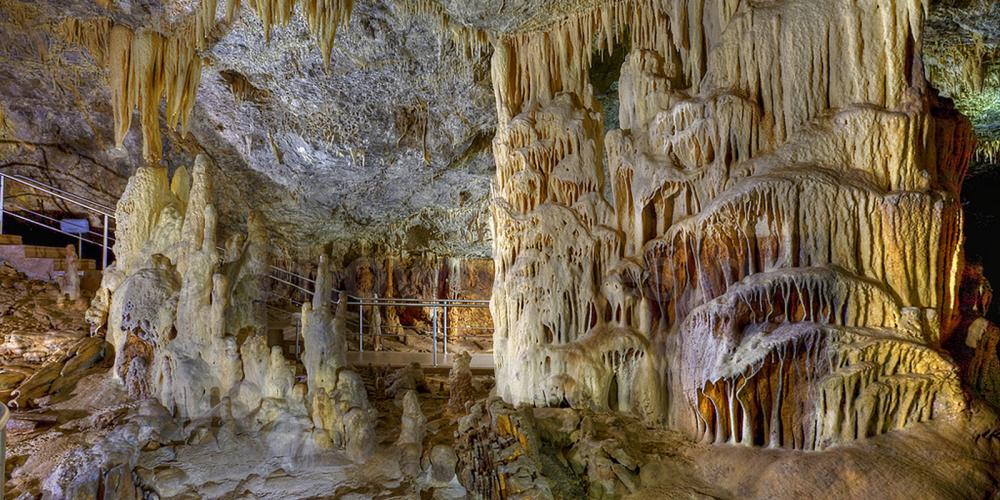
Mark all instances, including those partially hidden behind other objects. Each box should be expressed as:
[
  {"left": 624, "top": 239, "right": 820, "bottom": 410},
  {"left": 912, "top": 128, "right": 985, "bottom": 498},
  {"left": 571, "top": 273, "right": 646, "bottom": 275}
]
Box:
[{"left": 0, "top": 0, "right": 998, "bottom": 498}]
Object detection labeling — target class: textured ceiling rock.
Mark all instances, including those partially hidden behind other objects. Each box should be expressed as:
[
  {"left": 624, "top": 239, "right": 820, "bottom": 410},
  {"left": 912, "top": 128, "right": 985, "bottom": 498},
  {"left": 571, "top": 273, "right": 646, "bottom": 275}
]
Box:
[
  {"left": 0, "top": 0, "right": 496, "bottom": 259},
  {"left": 200, "top": 0, "right": 496, "bottom": 256},
  {"left": 925, "top": 0, "right": 1000, "bottom": 162}
]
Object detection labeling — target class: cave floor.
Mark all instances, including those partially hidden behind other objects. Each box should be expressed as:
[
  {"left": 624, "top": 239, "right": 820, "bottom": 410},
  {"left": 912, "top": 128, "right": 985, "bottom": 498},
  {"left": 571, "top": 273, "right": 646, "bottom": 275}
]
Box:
[
  {"left": 1, "top": 268, "right": 998, "bottom": 499},
  {"left": 5, "top": 368, "right": 474, "bottom": 499}
]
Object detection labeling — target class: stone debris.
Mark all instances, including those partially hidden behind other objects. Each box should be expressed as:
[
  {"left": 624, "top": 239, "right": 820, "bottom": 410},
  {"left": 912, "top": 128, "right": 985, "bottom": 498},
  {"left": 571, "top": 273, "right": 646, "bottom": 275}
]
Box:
[{"left": 0, "top": 263, "right": 106, "bottom": 408}]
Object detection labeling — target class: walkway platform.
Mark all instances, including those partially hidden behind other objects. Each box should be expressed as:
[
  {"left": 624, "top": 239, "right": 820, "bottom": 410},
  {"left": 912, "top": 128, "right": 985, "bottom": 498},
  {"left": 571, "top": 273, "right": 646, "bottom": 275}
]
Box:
[{"left": 346, "top": 351, "right": 494, "bottom": 371}]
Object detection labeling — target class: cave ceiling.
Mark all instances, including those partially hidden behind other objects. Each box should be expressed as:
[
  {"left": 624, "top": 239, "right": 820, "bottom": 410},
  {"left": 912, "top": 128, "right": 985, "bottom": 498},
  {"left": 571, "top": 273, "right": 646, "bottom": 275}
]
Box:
[{"left": 0, "top": 0, "right": 997, "bottom": 261}]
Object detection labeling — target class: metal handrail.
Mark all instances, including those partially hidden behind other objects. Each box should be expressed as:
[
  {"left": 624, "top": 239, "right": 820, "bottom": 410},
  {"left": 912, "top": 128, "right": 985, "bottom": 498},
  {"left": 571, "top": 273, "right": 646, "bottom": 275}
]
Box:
[
  {"left": 349, "top": 297, "right": 490, "bottom": 307},
  {"left": 0, "top": 173, "right": 488, "bottom": 306},
  {"left": 0, "top": 173, "right": 493, "bottom": 367},
  {"left": 1, "top": 173, "right": 116, "bottom": 217},
  {"left": 0, "top": 403, "right": 9, "bottom": 499},
  {"left": 266, "top": 272, "right": 314, "bottom": 296},
  {"left": 0, "top": 173, "right": 116, "bottom": 269},
  {"left": 6, "top": 202, "right": 114, "bottom": 243},
  {"left": 3, "top": 210, "right": 108, "bottom": 247}
]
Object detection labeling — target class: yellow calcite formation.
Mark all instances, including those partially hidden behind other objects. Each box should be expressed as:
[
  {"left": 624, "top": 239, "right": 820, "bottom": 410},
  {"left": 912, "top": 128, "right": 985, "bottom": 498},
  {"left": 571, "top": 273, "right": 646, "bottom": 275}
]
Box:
[
  {"left": 489, "top": 0, "right": 975, "bottom": 449},
  {"left": 94, "top": 157, "right": 371, "bottom": 454},
  {"left": 299, "top": 253, "right": 375, "bottom": 461},
  {"left": 109, "top": 25, "right": 203, "bottom": 162}
]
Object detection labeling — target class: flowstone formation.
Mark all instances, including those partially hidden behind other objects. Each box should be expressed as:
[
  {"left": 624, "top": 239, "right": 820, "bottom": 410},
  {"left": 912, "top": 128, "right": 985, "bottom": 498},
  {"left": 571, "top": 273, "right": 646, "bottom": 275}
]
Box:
[{"left": 489, "top": 0, "right": 977, "bottom": 450}]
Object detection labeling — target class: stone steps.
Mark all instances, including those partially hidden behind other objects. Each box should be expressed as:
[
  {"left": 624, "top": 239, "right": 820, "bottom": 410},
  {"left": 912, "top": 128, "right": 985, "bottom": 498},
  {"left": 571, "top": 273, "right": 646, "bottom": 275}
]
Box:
[
  {"left": 0, "top": 234, "right": 100, "bottom": 289},
  {"left": 0, "top": 234, "right": 23, "bottom": 245},
  {"left": 22, "top": 245, "right": 68, "bottom": 259},
  {"left": 52, "top": 258, "right": 97, "bottom": 271}
]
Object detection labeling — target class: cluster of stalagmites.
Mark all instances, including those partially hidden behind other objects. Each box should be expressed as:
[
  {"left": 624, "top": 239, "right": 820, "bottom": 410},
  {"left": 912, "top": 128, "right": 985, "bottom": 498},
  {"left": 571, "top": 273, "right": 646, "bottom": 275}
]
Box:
[
  {"left": 455, "top": 397, "right": 655, "bottom": 498},
  {"left": 55, "top": 0, "right": 992, "bottom": 466},
  {"left": 86, "top": 154, "right": 376, "bottom": 465},
  {"left": 489, "top": 0, "right": 978, "bottom": 451}
]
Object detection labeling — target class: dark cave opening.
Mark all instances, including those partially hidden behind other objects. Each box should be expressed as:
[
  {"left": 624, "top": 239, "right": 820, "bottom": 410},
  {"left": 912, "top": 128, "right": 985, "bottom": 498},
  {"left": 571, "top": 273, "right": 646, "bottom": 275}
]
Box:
[
  {"left": 962, "top": 160, "right": 1000, "bottom": 321},
  {"left": 589, "top": 42, "right": 630, "bottom": 135},
  {"left": 1, "top": 215, "right": 113, "bottom": 266}
]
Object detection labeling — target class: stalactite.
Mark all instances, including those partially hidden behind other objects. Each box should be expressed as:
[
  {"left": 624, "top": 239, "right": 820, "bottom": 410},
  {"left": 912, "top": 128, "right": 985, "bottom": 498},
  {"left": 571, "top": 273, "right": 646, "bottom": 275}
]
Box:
[
  {"left": 60, "top": 0, "right": 357, "bottom": 162},
  {"left": 247, "top": 0, "right": 354, "bottom": 67},
  {"left": 61, "top": 16, "right": 202, "bottom": 163},
  {"left": 106, "top": 25, "right": 203, "bottom": 162},
  {"left": 394, "top": 0, "right": 490, "bottom": 59}
]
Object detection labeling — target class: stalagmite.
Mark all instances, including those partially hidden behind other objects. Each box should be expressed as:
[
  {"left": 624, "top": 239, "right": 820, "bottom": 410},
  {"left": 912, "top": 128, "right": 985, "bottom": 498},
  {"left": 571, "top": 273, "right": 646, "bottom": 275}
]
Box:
[
  {"left": 447, "top": 351, "right": 475, "bottom": 416},
  {"left": 59, "top": 245, "right": 82, "bottom": 302},
  {"left": 301, "top": 251, "right": 344, "bottom": 396},
  {"left": 297, "top": 253, "right": 376, "bottom": 461},
  {"left": 396, "top": 389, "right": 426, "bottom": 477}
]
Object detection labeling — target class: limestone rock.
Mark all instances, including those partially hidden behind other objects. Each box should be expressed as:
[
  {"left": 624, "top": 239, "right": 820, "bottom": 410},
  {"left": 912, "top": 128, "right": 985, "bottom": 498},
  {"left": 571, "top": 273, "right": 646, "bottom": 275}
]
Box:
[
  {"left": 10, "top": 336, "right": 107, "bottom": 409},
  {"left": 428, "top": 444, "right": 458, "bottom": 484},
  {"left": 41, "top": 400, "right": 176, "bottom": 500},
  {"left": 386, "top": 362, "right": 428, "bottom": 399}
]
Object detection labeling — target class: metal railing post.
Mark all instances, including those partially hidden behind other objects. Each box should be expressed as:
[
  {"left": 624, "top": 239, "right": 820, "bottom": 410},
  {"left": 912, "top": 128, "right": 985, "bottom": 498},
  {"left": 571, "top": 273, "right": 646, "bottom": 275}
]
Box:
[
  {"left": 358, "top": 301, "right": 364, "bottom": 353},
  {"left": 1, "top": 404, "right": 8, "bottom": 500},
  {"left": 0, "top": 174, "right": 5, "bottom": 235},
  {"left": 102, "top": 214, "right": 109, "bottom": 270},
  {"left": 443, "top": 302, "right": 449, "bottom": 358},
  {"left": 432, "top": 305, "right": 438, "bottom": 366}
]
